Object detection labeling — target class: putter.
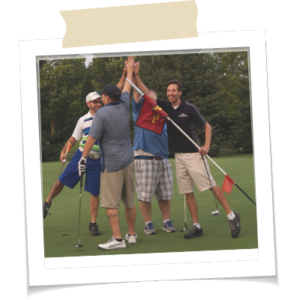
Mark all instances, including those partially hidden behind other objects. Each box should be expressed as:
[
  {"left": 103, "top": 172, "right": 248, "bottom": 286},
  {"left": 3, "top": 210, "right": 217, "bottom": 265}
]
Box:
[
  {"left": 201, "top": 153, "right": 220, "bottom": 216},
  {"left": 181, "top": 195, "right": 188, "bottom": 232},
  {"left": 75, "top": 174, "right": 84, "bottom": 248}
]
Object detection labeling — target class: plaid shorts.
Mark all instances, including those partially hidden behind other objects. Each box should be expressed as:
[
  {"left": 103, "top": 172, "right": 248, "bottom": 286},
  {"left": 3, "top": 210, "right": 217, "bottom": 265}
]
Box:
[{"left": 134, "top": 158, "right": 173, "bottom": 202}]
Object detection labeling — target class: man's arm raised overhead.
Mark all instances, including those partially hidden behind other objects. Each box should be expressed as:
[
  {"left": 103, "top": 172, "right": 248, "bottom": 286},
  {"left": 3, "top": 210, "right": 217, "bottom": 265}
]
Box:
[
  {"left": 133, "top": 62, "right": 157, "bottom": 103},
  {"left": 122, "top": 56, "right": 135, "bottom": 94}
]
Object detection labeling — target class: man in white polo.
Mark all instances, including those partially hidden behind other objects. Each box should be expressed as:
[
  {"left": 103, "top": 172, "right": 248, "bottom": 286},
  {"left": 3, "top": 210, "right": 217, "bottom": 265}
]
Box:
[{"left": 43, "top": 91, "right": 102, "bottom": 236}]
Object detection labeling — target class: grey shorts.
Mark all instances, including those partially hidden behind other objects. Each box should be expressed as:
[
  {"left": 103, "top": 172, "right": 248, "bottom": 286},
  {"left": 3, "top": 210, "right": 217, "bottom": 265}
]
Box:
[{"left": 134, "top": 158, "right": 173, "bottom": 202}]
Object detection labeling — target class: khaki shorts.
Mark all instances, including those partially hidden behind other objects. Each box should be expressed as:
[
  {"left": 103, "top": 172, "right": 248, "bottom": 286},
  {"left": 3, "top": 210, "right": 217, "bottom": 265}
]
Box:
[
  {"left": 175, "top": 152, "right": 216, "bottom": 194},
  {"left": 100, "top": 162, "right": 135, "bottom": 209}
]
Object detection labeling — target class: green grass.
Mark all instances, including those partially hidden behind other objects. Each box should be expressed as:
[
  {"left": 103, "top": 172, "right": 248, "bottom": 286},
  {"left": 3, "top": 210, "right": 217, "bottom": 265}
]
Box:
[{"left": 42, "top": 154, "right": 257, "bottom": 258}]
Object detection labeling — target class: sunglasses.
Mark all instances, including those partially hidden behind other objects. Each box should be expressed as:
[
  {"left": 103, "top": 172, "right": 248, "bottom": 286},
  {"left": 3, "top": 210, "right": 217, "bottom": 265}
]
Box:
[{"left": 91, "top": 100, "right": 102, "bottom": 104}]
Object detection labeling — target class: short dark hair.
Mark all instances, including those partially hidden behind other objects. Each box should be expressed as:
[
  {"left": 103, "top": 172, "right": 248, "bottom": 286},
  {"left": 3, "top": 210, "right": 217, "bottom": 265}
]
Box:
[
  {"left": 98, "top": 84, "right": 121, "bottom": 100},
  {"left": 166, "top": 80, "right": 182, "bottom": 92}
]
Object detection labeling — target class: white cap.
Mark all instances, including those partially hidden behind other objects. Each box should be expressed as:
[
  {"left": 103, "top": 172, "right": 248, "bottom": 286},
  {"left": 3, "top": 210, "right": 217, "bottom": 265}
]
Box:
[{"left": 86, "top": 92, "right": 101, "bottom": 103}]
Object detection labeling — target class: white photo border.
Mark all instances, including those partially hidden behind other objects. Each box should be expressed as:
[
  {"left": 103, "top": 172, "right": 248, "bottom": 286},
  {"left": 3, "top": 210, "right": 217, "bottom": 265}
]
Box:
[{"left": 19, "top": 30, "right": 276, "bottom": 286}]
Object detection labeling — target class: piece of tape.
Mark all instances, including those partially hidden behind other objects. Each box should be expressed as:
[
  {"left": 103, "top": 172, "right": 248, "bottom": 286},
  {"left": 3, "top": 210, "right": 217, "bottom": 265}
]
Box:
[{"left": 61, "top": 1, "right": 198, "bottom": 48}]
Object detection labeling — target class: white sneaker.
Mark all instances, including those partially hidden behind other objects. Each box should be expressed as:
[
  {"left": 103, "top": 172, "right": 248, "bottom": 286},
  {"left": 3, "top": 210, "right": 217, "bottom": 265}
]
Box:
[
  {"left": 98, "top": 236, "right": 126, "bottom": 250},
  {"left": 125, "top": 233, "right": 137, "bottom": 244}
]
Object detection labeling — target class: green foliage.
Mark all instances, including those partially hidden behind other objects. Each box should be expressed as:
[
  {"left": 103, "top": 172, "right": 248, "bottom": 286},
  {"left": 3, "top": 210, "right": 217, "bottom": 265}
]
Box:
[
  {"left": 135, "top": 52, "right": 248, "bottom": 153},
  {"left": 39, "top": 58, "right": 88, "bottom": 161},
  {"left": 40, "top": 51, "right": 252, "bottom": 161},
  {"left": 88, "top": 56, "right": 126, "bottom": 91}
]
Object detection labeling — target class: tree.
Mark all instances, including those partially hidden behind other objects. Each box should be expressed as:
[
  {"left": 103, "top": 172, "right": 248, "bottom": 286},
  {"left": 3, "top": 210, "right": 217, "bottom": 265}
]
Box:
[
  {"left": 213, "top": 52, "right": 252, "bottom": 150},
  {"left": 39, "top": 58, "right": 87, "bottom": 161}
]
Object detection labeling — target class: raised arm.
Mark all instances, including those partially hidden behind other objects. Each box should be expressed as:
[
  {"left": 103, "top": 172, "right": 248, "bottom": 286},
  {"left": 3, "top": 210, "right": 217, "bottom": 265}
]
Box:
[
  {"left": 122, "top": 56, "right": 134, "bottom": 94},
  {"left": 116, "top": 60, "right": 127, "bottom": 91},
  {"left": 132, "top": 69, "right": 143, "bottom": 103},
  {"left": 133, "top": 62, "right": 157, "bottom": 103}
]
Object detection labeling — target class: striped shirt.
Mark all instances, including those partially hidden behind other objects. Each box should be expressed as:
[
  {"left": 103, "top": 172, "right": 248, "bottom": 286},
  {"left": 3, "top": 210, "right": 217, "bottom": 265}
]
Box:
[{"left": 72, "top": 111, "right": 100, "bottom": 156}]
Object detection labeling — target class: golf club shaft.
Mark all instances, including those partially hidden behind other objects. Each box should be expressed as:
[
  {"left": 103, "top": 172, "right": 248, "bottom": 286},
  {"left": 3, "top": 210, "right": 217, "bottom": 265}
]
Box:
[
  {"left": 201, "top": 153, "right": 219, "bottom": 212},
  {"left": 184, "top": 195, "right": 187, "bottom": 224},
  {"left": 77, "top": 174, "right": 84, "bottom": 245}
]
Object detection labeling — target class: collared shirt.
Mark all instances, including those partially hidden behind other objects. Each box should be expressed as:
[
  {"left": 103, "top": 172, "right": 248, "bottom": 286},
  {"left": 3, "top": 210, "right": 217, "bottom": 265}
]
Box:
[
  {"left": 72, "top": 111, "right": 100, "bottom": 156},
  {"left": 157, "top": 98, "right": 207, "bottom": 153},
  {"left": 88, "top": 91, "right": 134, "bottom": 173}
]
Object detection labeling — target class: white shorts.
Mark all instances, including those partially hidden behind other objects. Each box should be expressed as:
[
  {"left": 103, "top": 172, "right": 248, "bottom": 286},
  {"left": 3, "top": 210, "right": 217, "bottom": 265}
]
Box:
[{"left": 175, "top": 152, "right": 216, "bottom": 194}]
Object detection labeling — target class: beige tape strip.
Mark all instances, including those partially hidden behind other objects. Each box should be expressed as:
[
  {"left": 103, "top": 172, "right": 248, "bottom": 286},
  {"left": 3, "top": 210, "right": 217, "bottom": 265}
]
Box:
[{"left": 61, "top": 1, "right": 198, "bottom": 48}]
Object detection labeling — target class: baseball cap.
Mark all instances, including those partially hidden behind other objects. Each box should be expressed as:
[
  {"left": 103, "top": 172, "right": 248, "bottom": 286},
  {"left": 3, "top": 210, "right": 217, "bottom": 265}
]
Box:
[
  {"left": 86, "top": 92, "right": 101, "bottom": 103},
  {"left": 98, "top": 84, "right": 121, "bottom": 99}
]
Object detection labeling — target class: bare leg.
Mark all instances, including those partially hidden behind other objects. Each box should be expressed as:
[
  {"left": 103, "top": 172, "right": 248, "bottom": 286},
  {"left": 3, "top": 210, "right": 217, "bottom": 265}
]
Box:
[
  {"left": 106, "top": 208, "right": 122, "bottom": 239},
  {"left": 139, "top": 201, "right": 152, "bottom": 223},
  {"left": 185, "top": 192, "right": 199, "bottom": 224},
  {"left": 158, "top": 200, "right": 171, "bottom": 220},
  {"left": 90, "top": 194, "right": 99, "bottom": 223},
  {"left": 210, "top": 186, "right": 232, "bottom": 214},
  {"left": 45, "top": 180, "right": 64, "bottom": 203},
  {"left": 125, "top": 206, "right": 136, "bottom": 236}
]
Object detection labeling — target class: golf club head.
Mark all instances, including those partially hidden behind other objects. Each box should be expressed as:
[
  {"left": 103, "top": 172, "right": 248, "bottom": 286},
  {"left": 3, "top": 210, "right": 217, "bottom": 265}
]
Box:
[
  {"left": 181, "top": 228, "right": 187, "bottom": 232},
  {"left": 211, "top": 210, "right": 220, "bottom": 216},
  {"left": 75, "top": 244, "right": 83, "bottom": 248}
]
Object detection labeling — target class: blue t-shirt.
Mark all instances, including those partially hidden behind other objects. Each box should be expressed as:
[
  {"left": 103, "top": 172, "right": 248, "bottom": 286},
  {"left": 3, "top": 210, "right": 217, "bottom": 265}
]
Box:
[
  {"left": 89, "top": 91, "right": 134, "bottom": 173},
  {"left": 132, "top": 97, "right": 169, "bottom": 159}
]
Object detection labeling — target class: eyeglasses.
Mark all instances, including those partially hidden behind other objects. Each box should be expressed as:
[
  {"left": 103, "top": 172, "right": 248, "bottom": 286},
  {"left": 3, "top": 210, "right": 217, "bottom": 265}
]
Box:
[{"left": 90, "top": 100, "right": 102, "bottom": 105}]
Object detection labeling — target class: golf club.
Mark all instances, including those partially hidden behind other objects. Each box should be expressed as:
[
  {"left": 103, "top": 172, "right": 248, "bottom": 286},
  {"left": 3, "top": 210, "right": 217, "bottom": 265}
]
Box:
[
  {"left": 201, "top": 153, "right": 219, "bottom": 216},
  {"left": 75, "top": 174, "right": 84, "bottom": 248},
  {"left": 44, "top": 142, "right": 72, "bottom": 217},
  {"left": 181, "top": 195, "right": 188, "bottom": 232}
]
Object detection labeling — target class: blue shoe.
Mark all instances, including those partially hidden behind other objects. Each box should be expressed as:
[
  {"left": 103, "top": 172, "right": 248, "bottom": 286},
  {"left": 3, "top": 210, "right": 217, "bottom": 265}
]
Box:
[
  {"left": 144, "top": 222, "right": 156, "bottom": 235},
  {"left": 162, "top": 220, "right": 176, "bottom": 233}
]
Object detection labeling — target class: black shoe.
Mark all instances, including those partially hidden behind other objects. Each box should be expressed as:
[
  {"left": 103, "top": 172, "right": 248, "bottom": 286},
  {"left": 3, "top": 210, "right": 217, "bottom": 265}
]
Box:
[
  {"left": 184, "top": 226, "right": 203, "bottom": 238},
  {"left": 229, "top": 212, "right": 241, "bottom": 238},
  {"left": 89, "top": 222, "right": 100, "bottom": 236},
  {"left": 43, "top": 201, "right": 51, "bottom": 219}
]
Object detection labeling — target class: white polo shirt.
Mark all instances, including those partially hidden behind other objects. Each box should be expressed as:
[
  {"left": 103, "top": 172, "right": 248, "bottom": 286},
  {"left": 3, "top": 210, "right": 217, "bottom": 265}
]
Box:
[{"left": 72, "top": 111, "right": 100, "bottom": 156}]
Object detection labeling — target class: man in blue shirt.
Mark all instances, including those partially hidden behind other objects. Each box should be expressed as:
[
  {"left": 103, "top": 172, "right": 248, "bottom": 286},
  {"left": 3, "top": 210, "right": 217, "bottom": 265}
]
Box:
[{"left": 132, "top": 81, "right": 176, "bottom": 235}]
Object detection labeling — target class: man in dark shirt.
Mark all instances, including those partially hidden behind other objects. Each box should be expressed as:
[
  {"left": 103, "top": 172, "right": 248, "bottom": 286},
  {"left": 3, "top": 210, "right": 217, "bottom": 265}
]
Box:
[{"left": 134, "top": 74, "right": 241, "bottom": 239}]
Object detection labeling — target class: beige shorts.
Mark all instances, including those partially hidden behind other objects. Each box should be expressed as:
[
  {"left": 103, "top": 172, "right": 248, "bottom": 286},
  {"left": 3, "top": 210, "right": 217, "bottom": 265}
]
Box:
[
  {"left": 100, "top": 162, "right": 135, "bottom": 209},
  {"left": 175, "top": 152, "right": 216, "bottom": 194}
]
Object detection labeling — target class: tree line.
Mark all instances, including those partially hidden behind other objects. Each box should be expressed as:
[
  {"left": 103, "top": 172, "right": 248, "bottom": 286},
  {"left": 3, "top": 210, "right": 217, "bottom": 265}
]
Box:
[{"left": 39, "top": 51, "right": 252, "bottom": 162}]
